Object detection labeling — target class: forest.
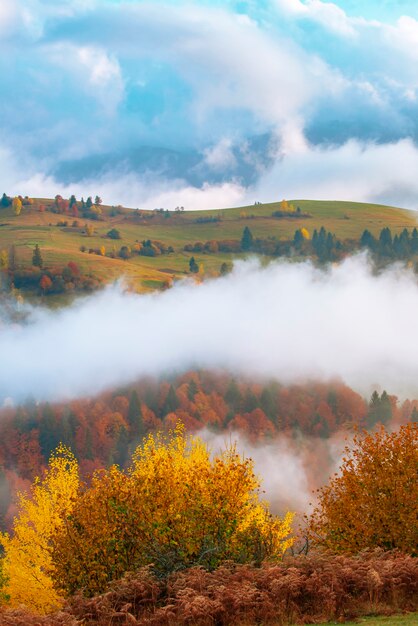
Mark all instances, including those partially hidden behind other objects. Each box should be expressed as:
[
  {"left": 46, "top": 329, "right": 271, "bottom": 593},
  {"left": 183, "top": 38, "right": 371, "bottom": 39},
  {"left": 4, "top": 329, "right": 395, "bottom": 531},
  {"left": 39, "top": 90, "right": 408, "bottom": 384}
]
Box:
[{"left": 0, "top": 195, "right": 417, "bottom": 625}]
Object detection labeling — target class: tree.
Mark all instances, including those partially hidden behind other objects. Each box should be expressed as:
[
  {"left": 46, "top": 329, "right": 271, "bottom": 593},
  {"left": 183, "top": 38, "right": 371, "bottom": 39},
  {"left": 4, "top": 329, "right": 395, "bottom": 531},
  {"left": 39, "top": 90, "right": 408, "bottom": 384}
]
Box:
[
  {"left": 119, "top": 245, "right": 131, "bottom": 259},
  {"left": 241, "top": 226, "right": 253, "bottom": 252},
  {"left": 308, "top": 423, "right": 417, "bottom": 554},
  {"left": 39, "top": 274, "right": 52, "bottom": 293},
  {"left": 360, "top": 229, "right": 375, "bottom": 250},
  {"left": 107, "top": 228, "right": 121, "bottom": 240},
  {"left": 12, "top": 197, "right": 22, "bottom": 216},
  {"left": 95, "top": 195, "right": 102, "bottom": 205},
  {"left": 0, "top": 193, "right": 11, "bottom": 208},
  {"left": 127, "top": 390, "right": 144, "bottom": 439},
  {"left": 32, "top": 244, "right": 43, "bottom": 268},
  {"left": 189, "top": 256, "right": 198, "bottom": 273},
  {"left": 0, "top": 446, "right": 79, "bottom": 613},
  {"left": 52, "top": 425, "right": 294, "bottom": 596},
  {"left": 0, "top": 250, "right": 8, "bottom": 270},
  {"left": 220, "top": 262, "right": 231, "bottom": 276},
  {"left": 162, "top": 385, "right": 179, "bottom": 416}
]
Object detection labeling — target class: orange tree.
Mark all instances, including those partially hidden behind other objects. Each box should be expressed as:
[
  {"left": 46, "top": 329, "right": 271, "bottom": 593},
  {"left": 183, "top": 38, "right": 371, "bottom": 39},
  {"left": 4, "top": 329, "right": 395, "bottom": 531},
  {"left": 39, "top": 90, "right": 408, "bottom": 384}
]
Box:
[
  {"left": 52, "top": 423, "right": 294, "bottom": 597},
  {"left": 308, "top": 423, "right": 417, "bottom": 554}
]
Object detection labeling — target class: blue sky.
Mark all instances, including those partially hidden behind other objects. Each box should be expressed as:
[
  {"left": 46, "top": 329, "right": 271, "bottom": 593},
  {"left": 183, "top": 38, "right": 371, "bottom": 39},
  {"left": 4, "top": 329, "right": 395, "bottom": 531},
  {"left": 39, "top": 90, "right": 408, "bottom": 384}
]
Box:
[{"left": 2, "top": 0, "right": 418, "bottom": 209}]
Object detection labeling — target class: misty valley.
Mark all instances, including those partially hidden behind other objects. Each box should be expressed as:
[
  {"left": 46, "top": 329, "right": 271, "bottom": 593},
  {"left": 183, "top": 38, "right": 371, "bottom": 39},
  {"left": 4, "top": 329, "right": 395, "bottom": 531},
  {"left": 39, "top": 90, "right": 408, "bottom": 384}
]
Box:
[
  {"left": 1, "top": 0, "right": 418, "bottom": 621},
  {"left": 0, "top": 218, "right": 416, "bottom": 624}
]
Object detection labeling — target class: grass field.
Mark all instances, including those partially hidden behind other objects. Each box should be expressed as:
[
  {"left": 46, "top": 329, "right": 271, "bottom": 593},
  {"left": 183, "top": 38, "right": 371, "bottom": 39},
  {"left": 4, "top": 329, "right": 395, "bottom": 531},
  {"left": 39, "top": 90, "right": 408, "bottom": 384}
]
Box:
[
  {"left": 1, "top": 197, "right": 417, "bottom": 293},
  {"left": 318, "top": 614, "right": 417, "bottom": 625}
]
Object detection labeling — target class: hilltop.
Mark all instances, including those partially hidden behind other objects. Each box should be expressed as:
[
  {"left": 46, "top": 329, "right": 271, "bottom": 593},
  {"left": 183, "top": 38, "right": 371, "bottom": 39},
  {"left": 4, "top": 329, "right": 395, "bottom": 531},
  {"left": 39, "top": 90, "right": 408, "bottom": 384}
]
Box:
[{"left": 0, "top": 195, "right": 417, "bottom": 299}]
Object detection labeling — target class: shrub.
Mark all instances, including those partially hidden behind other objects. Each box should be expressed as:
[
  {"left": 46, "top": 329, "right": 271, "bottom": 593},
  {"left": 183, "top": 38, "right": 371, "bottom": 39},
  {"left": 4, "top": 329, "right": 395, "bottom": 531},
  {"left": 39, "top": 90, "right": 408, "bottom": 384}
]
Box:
[
  {"left": 52, "top": 425, "right": 293, "bottom": 596},
  {"left": 307, "top": 423, "right": 418, "bottom": 554}
]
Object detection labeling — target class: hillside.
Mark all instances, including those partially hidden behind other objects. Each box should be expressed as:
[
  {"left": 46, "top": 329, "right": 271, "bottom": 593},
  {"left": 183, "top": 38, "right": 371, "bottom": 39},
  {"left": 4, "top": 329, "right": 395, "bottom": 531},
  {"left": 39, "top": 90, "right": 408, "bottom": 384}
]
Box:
[{"left": 0, "top": 196, "right": 417, "bottom": 296}]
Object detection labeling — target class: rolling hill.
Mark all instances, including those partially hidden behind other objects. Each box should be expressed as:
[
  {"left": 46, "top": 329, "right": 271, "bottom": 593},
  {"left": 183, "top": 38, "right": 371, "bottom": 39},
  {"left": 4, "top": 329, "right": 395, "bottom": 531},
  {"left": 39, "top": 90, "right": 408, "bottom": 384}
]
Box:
[{"left": 0, "top": 196, "right": 417, "bottom": 297}]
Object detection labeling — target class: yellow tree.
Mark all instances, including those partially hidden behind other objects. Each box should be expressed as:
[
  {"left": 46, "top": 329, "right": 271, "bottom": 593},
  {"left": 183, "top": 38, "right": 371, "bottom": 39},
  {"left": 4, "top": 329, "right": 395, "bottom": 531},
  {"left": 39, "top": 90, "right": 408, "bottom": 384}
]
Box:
[
  {"left": 300, "top": 227, "right": 310, "bottom": 240},
  {"left": 0, "top": 446, "right": 79, "bottom": 614},
  {"left": 12, "top": 197, "right": 22, "bottom": 216},
  {"left": 308, "top": 423, "right": 417, "bottom": 554},
  {"left": 52, "top": 424, "right": 294, "bottom": 597},
  {"left": 280, "top": 199, "right": 289, "bottom": 212},
  {"left": 0, "top": 250, "right": 8, "bottom": 270}
]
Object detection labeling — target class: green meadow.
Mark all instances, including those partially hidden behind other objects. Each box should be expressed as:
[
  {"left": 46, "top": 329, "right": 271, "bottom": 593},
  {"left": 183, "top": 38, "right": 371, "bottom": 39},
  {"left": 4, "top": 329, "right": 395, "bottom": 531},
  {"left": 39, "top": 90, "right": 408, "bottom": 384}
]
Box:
[{"left": 1, "top": 198, "right": 417, "bottom": 292}]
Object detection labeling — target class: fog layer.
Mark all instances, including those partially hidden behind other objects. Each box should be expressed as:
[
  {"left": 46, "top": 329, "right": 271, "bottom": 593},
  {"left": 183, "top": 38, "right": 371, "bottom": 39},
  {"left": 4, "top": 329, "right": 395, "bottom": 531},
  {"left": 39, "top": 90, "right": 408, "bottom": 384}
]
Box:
[{"left": 1, "top": 255, "right": 418, "bottom": 404}]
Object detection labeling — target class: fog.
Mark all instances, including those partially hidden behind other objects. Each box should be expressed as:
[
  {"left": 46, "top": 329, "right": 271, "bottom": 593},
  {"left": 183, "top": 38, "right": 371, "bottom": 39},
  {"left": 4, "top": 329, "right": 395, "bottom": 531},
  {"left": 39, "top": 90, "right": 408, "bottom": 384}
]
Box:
[
  {"left": 200, "top": 428, "right": 348, "bottom": 516},
  {"left": 2, "top": 255, "right": 418, "bottom": 404}
]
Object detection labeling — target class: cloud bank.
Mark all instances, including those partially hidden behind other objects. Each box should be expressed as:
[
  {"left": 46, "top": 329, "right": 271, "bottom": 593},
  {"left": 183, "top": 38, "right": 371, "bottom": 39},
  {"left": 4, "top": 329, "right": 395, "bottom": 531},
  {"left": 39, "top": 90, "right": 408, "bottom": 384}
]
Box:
[
  {"left": 2, "top": 1, "right": 418, "bottom": 208},
  {"left": 3, "top": 256, "right": 418, "bottom": 405}
]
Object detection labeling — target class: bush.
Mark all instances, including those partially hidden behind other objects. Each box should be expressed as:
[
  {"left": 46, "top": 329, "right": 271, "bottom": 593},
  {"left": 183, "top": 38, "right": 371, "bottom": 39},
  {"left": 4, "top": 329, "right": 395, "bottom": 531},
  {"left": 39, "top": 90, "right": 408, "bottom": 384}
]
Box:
[
  {"left": 107, "top": 228, "right": 121, "bottom": 240},
  {"left": 52, "top": 425, "right": 293, "bottom": 596},
  {"left": 308, "top": 423, "right": 418, "bottom": 554},
  {"left": 2, "top": 551, "right": 413, "bottom": 625}
]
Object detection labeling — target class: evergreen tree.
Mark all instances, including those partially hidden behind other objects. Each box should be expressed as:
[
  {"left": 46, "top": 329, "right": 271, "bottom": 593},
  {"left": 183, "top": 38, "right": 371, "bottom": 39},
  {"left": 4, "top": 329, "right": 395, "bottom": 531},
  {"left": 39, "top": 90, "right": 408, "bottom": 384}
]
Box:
[
  {"left": 411, "top": 228, "right": 418, "bottom": 254},
  {"left": 243, "top": 389, "right": 258, "bottom": 413},
  {"left": 225, "top": 380, "right": 242, "bottom": 412},
  {"left": 162, "top": 385, "right": 179, "bottom": 415},
  {"left": 241, "top": 226, "right": 253, "bottom": 252},
  {"left": 69, "top": 195, "right": 77, "bottom": 209},
  {"left": 86, "top": 196, "right": 93, "bottom": 209},
  {"left": 39, "top": 404, "right": 60, "bottom": 458},
  {"left": 220, "top": 262, "right": 230, "bottom": 276},
  {"left": 379, "top": 390, "right": 393, "bottom": 425},
  {"left": 187, "top": 379, "right": 198, "bottom": 401},
  {"left": 293, "top": 229, "right": 304, "bottom": 250},
  {"left": 379, "top": 227, "right": 393, "bottom": 257},
  {"left": 189, "top": 257, "right": 199, "bottom": 273},
  {"left": 260, "top": 387, "right": 277, "bottom": 421},
  {"left": 32, "top": 244, "right": 43, "bottom": 268},
  {"left": 114, "top": 426, "right": 129, "bottom": 467},
  {"left": 127, "top": 390, "right": 145, "bottom": 439},
  {"left": 0, "top": 193, "right": 11, "bottom": 208}
]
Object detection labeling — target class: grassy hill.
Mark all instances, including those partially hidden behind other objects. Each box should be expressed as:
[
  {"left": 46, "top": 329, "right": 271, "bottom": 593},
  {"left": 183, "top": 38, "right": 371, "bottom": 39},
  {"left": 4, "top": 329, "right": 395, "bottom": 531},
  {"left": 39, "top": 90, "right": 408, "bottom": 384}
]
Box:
[{"left": 0, "top": 197, "right": 417, "bottom": 295}]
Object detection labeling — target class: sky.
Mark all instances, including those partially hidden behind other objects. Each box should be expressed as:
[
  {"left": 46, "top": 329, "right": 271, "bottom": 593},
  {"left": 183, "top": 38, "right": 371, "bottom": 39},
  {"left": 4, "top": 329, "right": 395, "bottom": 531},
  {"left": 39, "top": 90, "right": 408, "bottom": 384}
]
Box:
[{"left": 2, "top": 0, "right": 418, "bottom": 209}]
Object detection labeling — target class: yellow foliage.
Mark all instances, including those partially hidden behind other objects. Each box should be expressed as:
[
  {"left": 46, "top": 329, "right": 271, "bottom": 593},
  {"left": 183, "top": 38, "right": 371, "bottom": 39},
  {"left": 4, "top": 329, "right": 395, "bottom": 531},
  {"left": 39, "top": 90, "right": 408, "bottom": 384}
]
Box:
[
  {"left": 12, "top": 197, "right": 22, "bottom": 216},
  {"left": 0, "top": 445, "right": 79, "bottom": 614},
  {"left": 280, "top": 199, "right": 289, "bottom": 212},
  {"left": 301, "top": 227, "right": 310, "bottom": 240},
  {"left": 0, "top": 250, "right": 8, "bottom": 270},
  {"left": 53, "top": 424, "right": 294, "bottom": 596},
  {"left": 100, "top": 245, "right": 106, "bottom": 256}
]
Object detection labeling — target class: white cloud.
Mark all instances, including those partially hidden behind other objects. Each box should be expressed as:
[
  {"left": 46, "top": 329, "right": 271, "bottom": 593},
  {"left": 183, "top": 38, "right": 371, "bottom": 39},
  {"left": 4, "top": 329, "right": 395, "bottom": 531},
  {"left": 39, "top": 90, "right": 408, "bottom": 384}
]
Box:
[
  {"left": 46, "top": 43, "right": 124, "bottom": 115},
  {"left": 275, "top": 0, "right": 356, "bottom": 37},
  {"left": 203, "top": 138, "right": 237, "bottom": 170},
  {"left": 3, "top": 257, "right": 418, "bottom": 404},
  {"left": 251, "top": 138, "right": 418, "bottom": 210}
]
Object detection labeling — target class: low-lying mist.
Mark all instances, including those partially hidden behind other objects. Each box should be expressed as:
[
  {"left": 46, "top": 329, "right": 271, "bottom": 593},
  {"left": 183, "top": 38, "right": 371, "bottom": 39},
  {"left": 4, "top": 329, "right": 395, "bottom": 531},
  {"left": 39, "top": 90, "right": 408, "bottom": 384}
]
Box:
[{"left": 1, "top": 254, "right": 418, "bottom": 404}]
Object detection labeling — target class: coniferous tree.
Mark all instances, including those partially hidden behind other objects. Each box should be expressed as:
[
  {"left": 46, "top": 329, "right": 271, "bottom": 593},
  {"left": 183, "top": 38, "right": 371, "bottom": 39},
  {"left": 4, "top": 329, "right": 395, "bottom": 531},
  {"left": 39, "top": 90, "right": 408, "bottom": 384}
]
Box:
[
  {"left": 241, "top": 226, "right": 253, "bottom": 252},
  {"left": 32, "top": 244, "right": 43, "bottom": 268},
  {"left": 189, "top": 257, "right": 199, "bottom": 273},
  {"left": 225, "top": 380, "right": 242, "bottom": 412},
  {"left": 127, "top": 391, "right": 145, "bottom": 439},
  {"left": 187, "top": 379, "right": 198, "bottom": 400},
  {"left": 0, "top": 193, "right": 11, "bottom": 208},
  {"left": 162, "top": 385, "right": 179, "bottom": 415},
  {"left": 260, "top": 386, "right": 278, "bottom": 422}
]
